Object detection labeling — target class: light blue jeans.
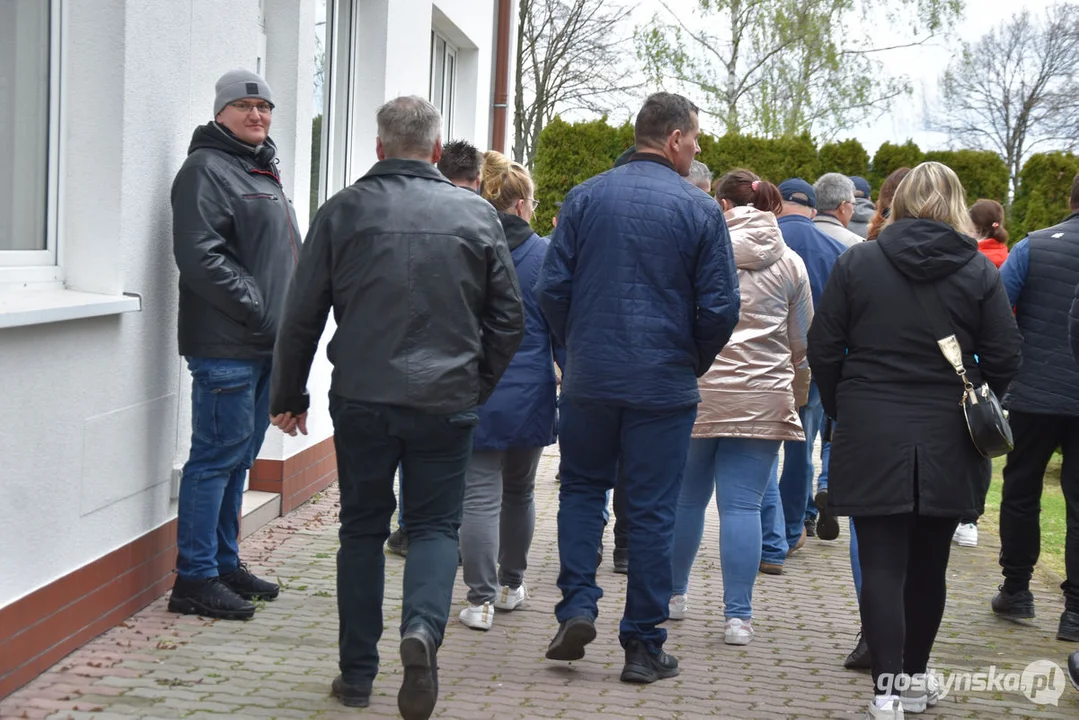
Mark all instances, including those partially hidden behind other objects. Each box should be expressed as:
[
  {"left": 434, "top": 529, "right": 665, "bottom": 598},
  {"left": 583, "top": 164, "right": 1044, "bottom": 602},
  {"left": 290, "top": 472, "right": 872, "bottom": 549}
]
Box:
[
  {"left": 760, "top": 456, "right": 789, "bottom": 564},
  {"left": 672, "top": 437, "right": 782, "bottom": 619}
]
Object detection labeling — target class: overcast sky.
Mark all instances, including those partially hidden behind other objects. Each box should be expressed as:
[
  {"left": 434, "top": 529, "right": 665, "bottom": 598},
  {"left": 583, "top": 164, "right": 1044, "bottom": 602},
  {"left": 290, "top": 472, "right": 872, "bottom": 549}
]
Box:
[{"left": 627, "top": 0, "right": 1057, "bottom": 153}]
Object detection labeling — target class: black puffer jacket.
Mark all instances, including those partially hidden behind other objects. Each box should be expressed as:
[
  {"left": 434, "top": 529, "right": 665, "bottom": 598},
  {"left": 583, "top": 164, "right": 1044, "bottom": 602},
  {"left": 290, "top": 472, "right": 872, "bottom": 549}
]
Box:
[
  {"left": 270, "top": 159, "right": 524, "bottom": 415},
  {"left": 171, "top": 122, "right": 300, "bottom": 359},
  {"left": 808, "top": 219, "right": 1021, "bottom": 518}
]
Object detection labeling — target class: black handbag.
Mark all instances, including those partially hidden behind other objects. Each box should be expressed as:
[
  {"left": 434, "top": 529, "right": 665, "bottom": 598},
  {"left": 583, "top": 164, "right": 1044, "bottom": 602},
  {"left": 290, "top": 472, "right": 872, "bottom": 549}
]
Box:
[{"left": 910, "top": 282, "right": 1014, "bottom": 458}]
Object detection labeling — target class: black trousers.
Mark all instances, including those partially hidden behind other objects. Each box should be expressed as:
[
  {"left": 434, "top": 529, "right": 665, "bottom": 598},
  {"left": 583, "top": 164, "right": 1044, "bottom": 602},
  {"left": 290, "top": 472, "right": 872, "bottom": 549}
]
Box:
[
  {"left": 330, "top": 395, "right": 477, "bottom": 688},
  {"left": 999, "top": 410, "right": 1079, "bottom": 609},
  {"left": 853, "top": 513, "right": 958, "bottom": 695},
  {"left": 613, "top": 473, "right": 628, "bottom": 549}
]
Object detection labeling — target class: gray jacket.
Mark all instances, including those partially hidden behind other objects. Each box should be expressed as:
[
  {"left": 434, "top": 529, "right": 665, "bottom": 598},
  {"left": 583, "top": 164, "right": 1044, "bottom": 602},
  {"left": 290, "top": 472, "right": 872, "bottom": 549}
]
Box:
[
  {"left": 172, "top": 123, "right": 300, "bottom": 359},
  {"left": 814, "top": 214, "right": 863, "bottom": 249},
  {"left": 848, "top": 197, "right": 875, "bottom": 239},
  {"left": 270, "top": 159, "right": 524, "bottom": 415}
]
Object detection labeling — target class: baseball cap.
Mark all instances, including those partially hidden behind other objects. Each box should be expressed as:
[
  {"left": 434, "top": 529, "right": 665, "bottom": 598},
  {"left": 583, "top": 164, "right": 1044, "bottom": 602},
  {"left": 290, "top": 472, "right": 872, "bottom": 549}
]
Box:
[
  {"left": 850, "top": 176, "right": 872, "bottom": 199},
  {"left": 779, "top": 178, "right": 816, "bottom": 208}
]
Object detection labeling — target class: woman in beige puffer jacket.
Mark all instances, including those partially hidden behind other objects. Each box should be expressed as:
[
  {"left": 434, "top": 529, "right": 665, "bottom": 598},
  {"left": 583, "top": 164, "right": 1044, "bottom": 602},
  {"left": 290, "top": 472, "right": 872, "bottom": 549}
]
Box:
[{"left": 669, "top": 170, "right": 813, "bottom": 646}]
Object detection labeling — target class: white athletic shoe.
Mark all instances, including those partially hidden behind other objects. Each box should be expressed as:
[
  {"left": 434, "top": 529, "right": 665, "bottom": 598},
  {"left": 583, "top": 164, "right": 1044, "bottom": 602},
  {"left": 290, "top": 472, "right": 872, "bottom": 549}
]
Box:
[
  {"left": 494, "top": 583, "right": 527, "bottom": 611},
  {"left": 953, "top": 523, "right": 978, "bottom": 547},
  {"left": 669, "top": 594, "right": 687, "bottom": 621},
  {"left": 724, "top": 618, "right": 754, "bottom": 645},
  {"left": 459, "top": 602, "right": 494, "bottom": 631}
]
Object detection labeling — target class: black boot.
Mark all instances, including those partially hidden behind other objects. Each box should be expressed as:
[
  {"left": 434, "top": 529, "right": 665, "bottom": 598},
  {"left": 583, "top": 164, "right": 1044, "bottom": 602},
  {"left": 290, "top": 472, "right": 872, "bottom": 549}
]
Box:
[
  {"left": 804, "top": 516, "right": 817, "bottom": 538},
  {"left": 398, "top": 624, "right": 439, "bottom": 720},
  {"left": 815, "top": 490, "right": 840, "bottom": 541},
  {"left": 168, "top": 576, "right": 255, "bottom": 620},
  {"left": 844, "top": 630, "right": 871, "bottom": 670},
  {"left": 1059, "top": 610, "right": 1079, "bottom": 641},
  {"left": 613, "top": 547, "right": 628, "bottom": 575},
  {"left": 1069, "top": 651, "right": 1079, "bottom": 690},
  {"left": 545, "top": 616, "right": 597, "bottom": 661},
  {"left": 387, "top": 527, "right": 409, "bottom": 557},
  {"left": 331, "top": 675, "right": 371, "bottom": 708},
  {"left": 991, "top": 583, "right": 1035, "bottom": 619},
  {"left": 620, "top": 638, "right": 679, "bottom": 683},
  {"left": 219, "top": 563, "right": 280, "bottom": 600}
]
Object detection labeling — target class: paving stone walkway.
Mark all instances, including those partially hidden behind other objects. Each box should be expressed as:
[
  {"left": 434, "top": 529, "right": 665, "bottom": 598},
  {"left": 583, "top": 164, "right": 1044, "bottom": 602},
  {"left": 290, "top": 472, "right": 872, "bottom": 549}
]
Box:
[{"left": 3, "top": 447, "right": 1077, "bottom": 719}]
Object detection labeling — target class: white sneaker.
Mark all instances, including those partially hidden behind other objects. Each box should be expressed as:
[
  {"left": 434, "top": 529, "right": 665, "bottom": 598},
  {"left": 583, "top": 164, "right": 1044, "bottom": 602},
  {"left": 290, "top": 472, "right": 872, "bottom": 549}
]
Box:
[
  {"left": 669, "top": 594, "right": 687, "bottom": 621},
  {"left": 458, "top": 602, "right": 494, "bottom": 630},
  {"left": 494, "top": 583, "right": 527, "bottom": 611},
  {"left": 901, "top": 673, "right": 940, "bottom": 713},
  {"left": 724, "top": 618, "right": 754, "bottom": 645},
  {"left": 864, "top": 697, "right": 905, "bottom": 719},
  {"left": 953, "top": 523, "right": 978, "bottom": 547}
]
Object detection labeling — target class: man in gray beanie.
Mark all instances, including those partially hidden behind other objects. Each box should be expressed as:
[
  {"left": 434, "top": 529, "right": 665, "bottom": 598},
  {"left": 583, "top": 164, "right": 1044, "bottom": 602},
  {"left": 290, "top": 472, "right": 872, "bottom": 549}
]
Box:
[{"left": 168, "top": 68, "right": 298, "bottom": 620}]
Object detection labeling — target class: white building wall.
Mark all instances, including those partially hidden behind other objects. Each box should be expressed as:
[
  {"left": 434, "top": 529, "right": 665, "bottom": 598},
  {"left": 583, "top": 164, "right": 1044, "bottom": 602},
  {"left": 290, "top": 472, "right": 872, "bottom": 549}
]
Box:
[{"left": 0, "top": 0, "right": 509, "bottom": 608}]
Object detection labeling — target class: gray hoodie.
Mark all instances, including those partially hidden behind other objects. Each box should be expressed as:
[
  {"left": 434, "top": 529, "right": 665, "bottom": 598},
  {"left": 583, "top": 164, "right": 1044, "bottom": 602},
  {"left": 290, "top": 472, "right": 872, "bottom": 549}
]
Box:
[{"left": 847, "top": 197, "right": 875, "bottom": 239}]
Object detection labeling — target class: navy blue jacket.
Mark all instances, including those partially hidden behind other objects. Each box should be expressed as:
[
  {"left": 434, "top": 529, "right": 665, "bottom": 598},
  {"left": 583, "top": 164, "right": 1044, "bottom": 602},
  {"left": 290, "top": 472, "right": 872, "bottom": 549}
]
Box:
[
  {"left": 534, "top": 154, "right": 740, "bottom": 409},
  {"left": 474, "top": 214, "right": 558, "bottom": 450},
  {"left": 777, "top": 214, "right": 846, "bottom": 307},
  {"left": 1000, "top": 212, "right": 1079, "bottom": 415}
]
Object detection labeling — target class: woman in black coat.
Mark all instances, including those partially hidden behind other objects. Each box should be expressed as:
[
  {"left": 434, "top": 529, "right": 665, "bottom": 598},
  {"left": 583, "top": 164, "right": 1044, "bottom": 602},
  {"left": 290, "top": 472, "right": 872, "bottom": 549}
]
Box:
[{"left": 808, "top": 162, "right": 1022, "bottom": 719}]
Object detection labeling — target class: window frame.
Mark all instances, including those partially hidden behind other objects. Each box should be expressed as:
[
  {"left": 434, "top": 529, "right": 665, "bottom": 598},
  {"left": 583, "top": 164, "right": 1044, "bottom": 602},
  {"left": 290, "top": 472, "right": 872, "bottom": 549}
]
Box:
[
  {"left": 429, "top": 30, "right": 457, "bottom": 139},
  {"left": 0, "top": 0, "right": 62, "bottom": 271}
]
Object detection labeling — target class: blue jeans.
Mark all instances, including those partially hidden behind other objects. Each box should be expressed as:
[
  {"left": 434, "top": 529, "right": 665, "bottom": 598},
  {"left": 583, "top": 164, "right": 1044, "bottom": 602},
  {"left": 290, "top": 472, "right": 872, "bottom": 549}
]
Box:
[
  {"left": 806, "top": 440, "right": 831, "bottom": 520},
  {"left": 775, "top": 383, "right": 823, "bottom": 547},
  {"left": 760, "top": 457, "right": 789, "bottom": 564},
  {"left": 330, "top": 396, "right": 477, "bottom": 687},
  {"left": 555, "top": 397, "right": 696, "bottom": 651},
  {"left": 850, "top": 517, "right": 862, "bottom": 599},
  {"left": 176, "top": 357, "right": 272, "bottom": 580},
  {"left": 672, "top": 437, "right": 781, "bottom": 619}
]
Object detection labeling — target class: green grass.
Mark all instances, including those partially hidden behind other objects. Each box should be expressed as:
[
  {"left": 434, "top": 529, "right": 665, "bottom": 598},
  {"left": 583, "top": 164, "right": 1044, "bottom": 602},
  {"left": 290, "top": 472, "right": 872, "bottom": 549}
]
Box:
[{"left": 981, "top": 454, "right": 1066, "bottom": 578}]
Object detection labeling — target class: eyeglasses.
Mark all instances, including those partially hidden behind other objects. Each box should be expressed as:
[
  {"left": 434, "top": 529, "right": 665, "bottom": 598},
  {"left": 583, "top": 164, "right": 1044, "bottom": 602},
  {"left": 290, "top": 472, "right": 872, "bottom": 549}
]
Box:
[
  {"left": 228, "top": 101, "right": 273, "bottom": 115},
  {"left": 530, "top": 199, "right": 541, "bottom": 210}
]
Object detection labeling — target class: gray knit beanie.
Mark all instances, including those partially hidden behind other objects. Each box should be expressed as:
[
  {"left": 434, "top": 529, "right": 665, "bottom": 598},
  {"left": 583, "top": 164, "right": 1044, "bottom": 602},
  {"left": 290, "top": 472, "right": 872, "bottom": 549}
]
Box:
[{"left": 213, "top": 69, "right": 275, "bottom": 115}]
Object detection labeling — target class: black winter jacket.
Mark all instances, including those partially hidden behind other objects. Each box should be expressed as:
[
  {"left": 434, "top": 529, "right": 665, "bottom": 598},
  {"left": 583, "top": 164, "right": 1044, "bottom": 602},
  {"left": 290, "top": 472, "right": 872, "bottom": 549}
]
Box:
[
  {"left": 1071, "top": 280, "right": 1079, "bottom": 364},
  {"left": 270, "top": 159, "right": 524, "bottom": 416},
  {"left": 172, "top": 123, "right": 300, "bottom": 359},
  {"left": 808, "top": 219, "right": 1021, "bottom": 518}
]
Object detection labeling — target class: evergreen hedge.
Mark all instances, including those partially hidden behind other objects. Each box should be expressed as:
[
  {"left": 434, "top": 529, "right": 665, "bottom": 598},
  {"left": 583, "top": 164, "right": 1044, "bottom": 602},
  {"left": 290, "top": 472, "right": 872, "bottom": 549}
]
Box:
[{"left": 530, "top": 118, "right": 1072, "bottom": 243}]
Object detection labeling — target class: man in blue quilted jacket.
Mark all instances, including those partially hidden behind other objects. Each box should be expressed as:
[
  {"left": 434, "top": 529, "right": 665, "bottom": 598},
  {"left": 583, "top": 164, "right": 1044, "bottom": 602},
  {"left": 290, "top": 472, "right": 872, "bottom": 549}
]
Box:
[{"left": 535, "top": 92, "right": 740, "bottom": 684}]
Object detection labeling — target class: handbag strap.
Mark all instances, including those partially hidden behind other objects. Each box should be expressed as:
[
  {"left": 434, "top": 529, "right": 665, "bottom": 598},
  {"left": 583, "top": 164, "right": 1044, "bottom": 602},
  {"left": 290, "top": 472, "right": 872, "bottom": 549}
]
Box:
[{"left": 910, "top": 282, "right": 975, "bottom": 392}]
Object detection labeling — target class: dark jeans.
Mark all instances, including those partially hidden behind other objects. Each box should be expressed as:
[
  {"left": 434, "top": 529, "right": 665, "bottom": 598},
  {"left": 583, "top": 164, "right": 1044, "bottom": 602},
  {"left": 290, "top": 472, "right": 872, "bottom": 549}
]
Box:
[
  {"left": 853, "top": 513, "right": 958, "bottom": 696},
  {"left": 776, "top": 383, "right": 823, "bottom": 546},
  {"left": 613, "top": 472, "right": 628, "bottom": 549},
  {"left": 330, "top": 395, "right": 477, "bottom": 688},
  {"left": 1000, "top": 411, "right": 1079, "bottom": 609},
  {"left": 554, "top": 396, "right": 696, "bottom": 651},
  {"left": 176, "top": 357, "right": 272, "bottom": 580}
]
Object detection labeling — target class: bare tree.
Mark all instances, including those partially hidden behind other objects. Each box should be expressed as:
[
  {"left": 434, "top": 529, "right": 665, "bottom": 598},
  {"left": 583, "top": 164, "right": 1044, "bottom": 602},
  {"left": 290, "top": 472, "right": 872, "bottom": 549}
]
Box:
[
  {"left": 513, "top": 0, "right": 637, "bottom": 167},
  {"left": 637, "top": 0, "right": 960, "bottom": 139},
  {"left": 938, "top": 3, "right": 1079, "bottom": 198}
]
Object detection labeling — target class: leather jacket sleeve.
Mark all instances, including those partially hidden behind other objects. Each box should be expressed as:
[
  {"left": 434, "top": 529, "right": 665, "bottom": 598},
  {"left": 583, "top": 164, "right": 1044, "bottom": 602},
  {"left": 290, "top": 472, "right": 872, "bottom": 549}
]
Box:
[
  {"left": 478, "top": 221, "right": 525, "bottom": 404},
  {"left": 172, "top": 164, "right": 265, "bottom": 327},
  {"left": 270, "top": 207, "right": 335, "bottom": 416}
]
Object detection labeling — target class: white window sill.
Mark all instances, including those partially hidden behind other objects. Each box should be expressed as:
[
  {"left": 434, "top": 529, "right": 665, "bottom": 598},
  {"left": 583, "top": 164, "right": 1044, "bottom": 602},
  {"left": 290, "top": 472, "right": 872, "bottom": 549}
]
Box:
[{"left": 0, "top": 288, "right": 142, "bottom": 329}]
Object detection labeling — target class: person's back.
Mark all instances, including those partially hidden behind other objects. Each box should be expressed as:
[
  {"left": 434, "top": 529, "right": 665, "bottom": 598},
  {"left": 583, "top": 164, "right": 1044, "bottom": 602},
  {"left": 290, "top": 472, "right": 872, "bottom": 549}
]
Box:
[
  {"left": 269, "top": 96, "right": 523, "bottom": 720},
  {"left": 536, "top": 92, "right": 740, "bottom": 686}
]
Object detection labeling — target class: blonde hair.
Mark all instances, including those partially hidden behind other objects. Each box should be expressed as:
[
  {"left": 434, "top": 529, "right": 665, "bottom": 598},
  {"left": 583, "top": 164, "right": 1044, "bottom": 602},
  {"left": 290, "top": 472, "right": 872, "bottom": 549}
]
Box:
[
  {"left": 480, "top": 151, "right": 533, "bottom": 212},
  {"left": 889, "top": 161, "right": 975, "bottom": 236}
]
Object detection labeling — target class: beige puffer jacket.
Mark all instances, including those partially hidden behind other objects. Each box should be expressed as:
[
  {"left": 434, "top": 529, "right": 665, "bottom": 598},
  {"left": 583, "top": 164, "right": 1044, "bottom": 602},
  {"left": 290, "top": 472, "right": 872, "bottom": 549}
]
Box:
[{"left": 693, "top": 206, "right": 813, "bottom": 440}]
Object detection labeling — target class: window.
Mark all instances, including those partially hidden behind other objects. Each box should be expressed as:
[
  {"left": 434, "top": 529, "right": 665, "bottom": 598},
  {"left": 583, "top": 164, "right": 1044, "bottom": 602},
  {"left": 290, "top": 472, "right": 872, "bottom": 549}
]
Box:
[
  {"left": 0, "top": 0, "right": 55, "bottom": 263},
  {"left": 429, "top": 31, "right": 456, "bottom": 139}
]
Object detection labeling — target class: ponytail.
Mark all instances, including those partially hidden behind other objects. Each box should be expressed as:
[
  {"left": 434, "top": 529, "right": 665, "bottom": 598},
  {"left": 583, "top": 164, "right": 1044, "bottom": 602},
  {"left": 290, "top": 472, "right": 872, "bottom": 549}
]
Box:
[{"left": 714, "top": 169, "right": 783, "bottom": 215}]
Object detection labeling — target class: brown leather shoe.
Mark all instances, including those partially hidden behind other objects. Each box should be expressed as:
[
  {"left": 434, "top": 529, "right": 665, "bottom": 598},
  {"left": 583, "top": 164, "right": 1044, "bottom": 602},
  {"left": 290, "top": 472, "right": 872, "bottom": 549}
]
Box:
[
  {"left": 759, "top": 562, "right": 784, "bottom": 575},
  {"left": 787, "top": 527, "right": 807, "bottom": 557}
]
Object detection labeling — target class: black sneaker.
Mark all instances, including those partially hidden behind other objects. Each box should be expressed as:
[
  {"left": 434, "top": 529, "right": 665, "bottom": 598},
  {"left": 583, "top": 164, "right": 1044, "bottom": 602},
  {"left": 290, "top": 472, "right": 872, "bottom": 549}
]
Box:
[
  {"left": 387, "top": 527, "right": 409, "bottom": 557},
  {"left": 613, "top": 547, "right": 628, "bottom": 575},
  {"left": 331, "top": 675, "right": 370, "bottom": 708},
  {"left": 991, "top": 584, "right": 1035, "bottom": 619},
  {"left": 804, "top": 516, "right": 817, "bottom": 538},
  {"left": 620, "top": 638, "right": 680, "bottom": 683},
  {"left": 1059, "top": 610, "right": 1079, "bottom": 641},
  {"left": 545, "top": 616, "right": 597, "bottom": 661},
  {"left": 815, "top": 490, "right": 840, "bottom": 541},
  {"left": 844, "top": 630, "right": 872, "bottom": 670},
  {"left": 168, "top": 576, "right": 255, "bottom": 620},
  {"left": 1069, "top": 651, "right": 1079, "bottom": 690},
  {"left": 398, "top": 624, "right": 439, "bottom": 720},
  {"left": 219, "top": 563, "right": 279, "bottom": 601}
]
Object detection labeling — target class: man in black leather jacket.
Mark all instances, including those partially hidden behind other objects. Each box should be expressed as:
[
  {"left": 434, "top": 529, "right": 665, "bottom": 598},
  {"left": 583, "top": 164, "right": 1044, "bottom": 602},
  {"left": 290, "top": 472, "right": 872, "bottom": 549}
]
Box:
[
  {"left": 269, "top": 95, "right": 523, "bottom": 719},
  {"left": 169, "top": 69, "right": 298, "bottom": 621}
]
